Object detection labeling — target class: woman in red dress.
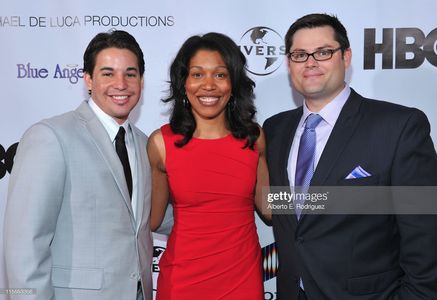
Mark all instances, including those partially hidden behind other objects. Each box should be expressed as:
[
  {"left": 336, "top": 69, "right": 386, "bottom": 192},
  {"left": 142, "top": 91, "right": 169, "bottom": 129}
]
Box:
[{"left": 148, "top": 32, "right": 270, "bottom": 299}]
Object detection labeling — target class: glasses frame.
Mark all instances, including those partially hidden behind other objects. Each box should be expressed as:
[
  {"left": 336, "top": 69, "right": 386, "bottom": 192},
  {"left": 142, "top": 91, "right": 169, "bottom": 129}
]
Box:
[{"left": 287, "top": 47, "right": 343, "bottom": 63}]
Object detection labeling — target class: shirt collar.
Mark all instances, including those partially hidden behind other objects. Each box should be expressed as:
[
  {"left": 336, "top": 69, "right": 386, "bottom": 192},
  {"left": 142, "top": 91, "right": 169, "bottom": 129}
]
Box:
[
  {"left": 88, "top": 98, "right": 130, "bottom": 142},
  {"left": 302, "top": 85, "right": 351, "bottom": 126}
]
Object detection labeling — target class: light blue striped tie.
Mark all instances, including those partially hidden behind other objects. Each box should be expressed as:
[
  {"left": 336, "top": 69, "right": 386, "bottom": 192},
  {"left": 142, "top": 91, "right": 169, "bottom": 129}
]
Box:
[{"left": 294, "top": 114, "right": 323, "bottom": 220}]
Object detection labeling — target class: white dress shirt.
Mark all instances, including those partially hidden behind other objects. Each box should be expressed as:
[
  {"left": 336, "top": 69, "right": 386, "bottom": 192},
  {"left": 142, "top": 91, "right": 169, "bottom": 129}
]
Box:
[
  {"left": 288, "top": 85, "right": 351, "bottom": 188},
  {"left": 88, "top": 98, "right": 139, "bottom": 220}
]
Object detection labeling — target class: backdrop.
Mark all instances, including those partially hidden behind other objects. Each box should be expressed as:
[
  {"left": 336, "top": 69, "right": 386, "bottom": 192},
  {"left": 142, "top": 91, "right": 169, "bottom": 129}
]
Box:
[{"left": 1, "top": 1, "right": 436, "bottom": 299}]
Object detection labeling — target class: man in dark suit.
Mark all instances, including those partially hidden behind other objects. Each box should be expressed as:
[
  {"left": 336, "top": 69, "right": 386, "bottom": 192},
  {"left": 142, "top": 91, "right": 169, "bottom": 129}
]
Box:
[{"left": 263, "top": 13, "right": 437, "bottom": 299}]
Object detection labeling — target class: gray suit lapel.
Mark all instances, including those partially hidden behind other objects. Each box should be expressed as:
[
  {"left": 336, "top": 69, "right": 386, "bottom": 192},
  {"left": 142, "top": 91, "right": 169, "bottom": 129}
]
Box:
[
  {"left": 131, "top": 126, "right": 146, "bottom": 231},
  {"left": 75, "top": 102, "right": 135, "bottom": 224}
]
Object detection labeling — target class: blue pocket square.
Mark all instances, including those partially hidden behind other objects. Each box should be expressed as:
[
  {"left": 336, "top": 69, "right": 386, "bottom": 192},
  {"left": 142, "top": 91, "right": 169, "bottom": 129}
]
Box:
[{"left": 345, "top": 165, "right": 371, "bottom": 179}]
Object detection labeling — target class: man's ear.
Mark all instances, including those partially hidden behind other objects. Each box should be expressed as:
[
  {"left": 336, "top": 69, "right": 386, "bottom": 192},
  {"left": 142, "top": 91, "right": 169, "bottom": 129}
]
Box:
[
  {"left": 343, "top": 48, "right": 352, "bottom": 69},
  {"left": 84, "top": 72, "right": 93, "bottom": 96}
]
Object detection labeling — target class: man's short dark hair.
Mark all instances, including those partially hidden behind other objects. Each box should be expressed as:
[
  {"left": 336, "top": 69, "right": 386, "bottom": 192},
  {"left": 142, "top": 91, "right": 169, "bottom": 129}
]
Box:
[
  {"left": 285, "top": 13, "right": 350, "bottom": 54},
  {"left": 83, "top": 30, "right": 145, "bottom": 77}
]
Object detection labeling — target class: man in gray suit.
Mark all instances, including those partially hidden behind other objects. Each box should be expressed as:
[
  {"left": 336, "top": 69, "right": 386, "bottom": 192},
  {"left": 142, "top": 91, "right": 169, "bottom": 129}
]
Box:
[{"left": 4, "top": 30, "right": 153, "bottom": 300}]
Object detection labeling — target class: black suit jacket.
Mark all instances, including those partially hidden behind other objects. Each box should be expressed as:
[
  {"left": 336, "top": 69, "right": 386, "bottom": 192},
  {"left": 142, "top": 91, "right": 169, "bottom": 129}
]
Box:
[{"left": 263, "top": 89, "right": 437, "bottom": 300}]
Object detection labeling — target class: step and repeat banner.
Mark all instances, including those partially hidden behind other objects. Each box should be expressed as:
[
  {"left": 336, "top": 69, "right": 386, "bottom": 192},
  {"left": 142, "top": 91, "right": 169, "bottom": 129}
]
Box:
[{"left": 1, "top": 1, "right": 436, "bottom": 299}]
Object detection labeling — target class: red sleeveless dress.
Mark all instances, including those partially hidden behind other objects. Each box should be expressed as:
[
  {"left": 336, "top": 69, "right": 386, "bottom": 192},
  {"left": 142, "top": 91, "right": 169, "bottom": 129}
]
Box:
[{"left": 156, "top": 124, "right": 263, "bottom": 299}]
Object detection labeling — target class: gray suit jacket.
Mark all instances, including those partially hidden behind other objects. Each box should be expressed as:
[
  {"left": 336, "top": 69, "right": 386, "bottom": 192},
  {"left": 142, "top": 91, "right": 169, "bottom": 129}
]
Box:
[{"left": 4, "top": 101, "right": 153, "bottom": 300}]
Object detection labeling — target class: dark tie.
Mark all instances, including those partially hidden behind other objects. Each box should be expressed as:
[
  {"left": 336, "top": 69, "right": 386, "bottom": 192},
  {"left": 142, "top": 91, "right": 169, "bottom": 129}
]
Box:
[
  {"left": 294, "top": 114, "right": 323, "bottom": 219},
  {"left": 115, "top": 126, "right": 132, "bottom": 199}
]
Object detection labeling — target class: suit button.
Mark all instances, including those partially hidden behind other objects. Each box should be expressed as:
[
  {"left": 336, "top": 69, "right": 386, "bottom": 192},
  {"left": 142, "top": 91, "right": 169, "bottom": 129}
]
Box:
[
  {"left": 130, "top": 272, "right": 138, "bottom": 279},
  {"left": 296, "top": 237, "right": 304, "bottom": 244}
]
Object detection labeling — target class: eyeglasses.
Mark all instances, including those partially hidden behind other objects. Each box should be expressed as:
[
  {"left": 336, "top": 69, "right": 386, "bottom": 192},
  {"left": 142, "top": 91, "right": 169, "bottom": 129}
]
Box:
[{"left": 287, "top": 47, "right": 342, "bottom": 63}]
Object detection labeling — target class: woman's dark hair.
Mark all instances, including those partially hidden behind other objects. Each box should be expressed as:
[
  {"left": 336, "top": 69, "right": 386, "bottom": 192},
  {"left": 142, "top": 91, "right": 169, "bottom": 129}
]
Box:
[
  {"left": 163, "top": 32, "right": 259, "bottom": 149},
  {"left": 83, "top": 30, "right": 145, "bottom": 77},
  {"left": 285, "top": 13, "right": 350, "bottom": 54}
]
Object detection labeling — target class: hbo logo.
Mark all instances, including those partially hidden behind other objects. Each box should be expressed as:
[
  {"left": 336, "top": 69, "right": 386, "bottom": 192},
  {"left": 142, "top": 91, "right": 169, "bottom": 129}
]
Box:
[{"left": 364, "top": 28, "right": 437, "bottom": 69}]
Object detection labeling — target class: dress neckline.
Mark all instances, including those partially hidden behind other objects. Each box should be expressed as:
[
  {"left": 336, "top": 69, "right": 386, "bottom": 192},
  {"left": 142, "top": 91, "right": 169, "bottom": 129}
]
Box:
[{"left": 191, "top": 133, "right": 232, "bottom": 141}]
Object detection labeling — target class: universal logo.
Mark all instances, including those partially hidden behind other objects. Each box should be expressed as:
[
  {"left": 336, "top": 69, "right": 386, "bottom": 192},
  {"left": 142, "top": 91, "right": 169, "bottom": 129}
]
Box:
[{"left": 239, "top": 26, "right": 286, "bottom": 76}]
